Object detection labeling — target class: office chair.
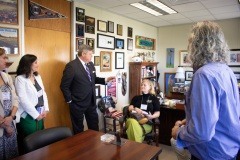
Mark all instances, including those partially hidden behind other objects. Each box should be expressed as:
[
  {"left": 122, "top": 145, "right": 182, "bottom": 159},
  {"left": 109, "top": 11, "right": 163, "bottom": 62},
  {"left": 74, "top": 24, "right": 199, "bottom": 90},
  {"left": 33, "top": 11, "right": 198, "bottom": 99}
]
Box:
[
  {"left": 119, "top": 106, "right": 160, "bottom": 146},
  {"left": 23, "top": 126, "right": 73, "bottom": 153}
]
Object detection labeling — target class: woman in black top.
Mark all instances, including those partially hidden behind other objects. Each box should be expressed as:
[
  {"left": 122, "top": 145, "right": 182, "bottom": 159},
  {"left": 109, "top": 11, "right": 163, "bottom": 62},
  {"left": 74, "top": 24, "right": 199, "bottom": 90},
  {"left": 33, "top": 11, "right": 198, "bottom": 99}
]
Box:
[{"left": 126, "top": 79, "right": 160, "bottom": 142}]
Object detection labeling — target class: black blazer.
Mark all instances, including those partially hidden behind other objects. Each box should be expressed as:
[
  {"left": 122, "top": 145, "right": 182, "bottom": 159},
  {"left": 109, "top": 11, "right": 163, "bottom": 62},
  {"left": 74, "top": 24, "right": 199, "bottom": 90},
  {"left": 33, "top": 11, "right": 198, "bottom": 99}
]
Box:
[{"left": 60, "top": 58, "right": 105, "bottom": 106}]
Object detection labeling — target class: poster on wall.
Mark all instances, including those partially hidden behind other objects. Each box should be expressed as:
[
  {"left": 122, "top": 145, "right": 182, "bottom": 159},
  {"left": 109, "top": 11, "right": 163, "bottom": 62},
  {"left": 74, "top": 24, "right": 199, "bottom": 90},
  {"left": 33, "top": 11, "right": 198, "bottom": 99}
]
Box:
[
  {"left": 107, "top": 78, "right": 116, "bottom": 97},
  {"left": 166, "top": 48, "right": 174, "bottom": 68},
  {"left": 0, "top": 0, "right": 18, "bottom": 24},
  {"left": 135, "top": 35, "right": 155, "bottom": 50}
]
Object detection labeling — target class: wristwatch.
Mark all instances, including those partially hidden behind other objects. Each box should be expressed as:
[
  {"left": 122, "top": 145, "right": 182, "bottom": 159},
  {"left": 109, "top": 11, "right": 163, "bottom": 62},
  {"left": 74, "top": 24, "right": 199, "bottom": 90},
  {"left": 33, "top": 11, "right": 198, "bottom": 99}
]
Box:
[{"left": 11, "top": 115, "right": 16, "bottom": 120}]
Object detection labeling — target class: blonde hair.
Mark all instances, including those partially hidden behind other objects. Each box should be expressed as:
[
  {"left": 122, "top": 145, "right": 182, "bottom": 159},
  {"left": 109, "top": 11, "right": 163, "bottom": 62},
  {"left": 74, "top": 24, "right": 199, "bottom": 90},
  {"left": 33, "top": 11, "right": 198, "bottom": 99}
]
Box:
[
  {"left": 142, "top": 79, "right": 156, "bottom": 95},
  {"left": 187, "top": 21, "right": 229, "bottom": 70}
]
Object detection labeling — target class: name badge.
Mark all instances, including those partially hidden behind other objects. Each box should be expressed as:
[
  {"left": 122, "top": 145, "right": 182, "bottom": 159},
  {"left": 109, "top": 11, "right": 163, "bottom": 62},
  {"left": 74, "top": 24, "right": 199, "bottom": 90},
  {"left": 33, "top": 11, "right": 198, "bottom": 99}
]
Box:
[
  {"left": 37, "top": 89, "right": 43, "bottom": 97},
  {"left": 2, "top": 91, "right": 10, "bottom": 101},
  {"left": 140, "top": 104, "right": 147, "bottom": 110}
]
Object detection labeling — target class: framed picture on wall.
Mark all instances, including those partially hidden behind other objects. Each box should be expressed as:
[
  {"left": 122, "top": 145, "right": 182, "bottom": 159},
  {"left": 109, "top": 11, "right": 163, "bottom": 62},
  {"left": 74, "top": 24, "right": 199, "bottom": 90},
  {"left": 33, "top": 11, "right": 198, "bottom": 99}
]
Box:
[
  {"left": 76, "top": 38, "right": 84, "bottom": 51},
  {"left": 117, "top": 24, "right": 123, "bottom": 36},
  {"left": 185, "top": 71, "right": 193, "bottom": 81},
  {"left": 115, "top": 38, "right": 124, "bottom": 49},
  {"left": 97, "top": 20, "right": 107, "bottom": 32},
  {"left": 94, "top": 56, "right": 100, "bottom": 66},
  {"left": 97, "top": 33, "right": 115, "bottom": 50},
  {"left": 164, "top": 72, "right": 176, "bottom": 97},
  {"left": 76, "top": 7, "right": 85, "bottom": 22},
  {"left": 76, "top": 24, "right": 84, "bottom": 37},
  {"left": 115, "top": 52, "right": 124, "bottom": 69},
  {"left": 95, "top": 85, "right": 100, "bottom": 98},
  {"left": 86, "top": 38, "right": 95, "bottom": 49},
  {"left": 85, "top": 16, "right": 95, "bottom": 34},
  {"left": 100, "top": 51, "right": 112, "bottom": 72},
  {"left": 179, "top": 50, "right": 191, "bottom": 66},
  {"left": 227, "top": 49, "right": 240, "bottom": 67},
  {"left": 128, "top": 27, "right": 133, "bottom": 37},
  {"left": 108, "top": 21, "right": 114, "bottom": 33},
  {"left": 0, "top": 27, "right": 19, "bottom": 54},
  {"left": 0, "top": 0, "right": 18, "bottom": 25},
  {"left": 127, "top": 38, "right": 133, "bottom": 51}
]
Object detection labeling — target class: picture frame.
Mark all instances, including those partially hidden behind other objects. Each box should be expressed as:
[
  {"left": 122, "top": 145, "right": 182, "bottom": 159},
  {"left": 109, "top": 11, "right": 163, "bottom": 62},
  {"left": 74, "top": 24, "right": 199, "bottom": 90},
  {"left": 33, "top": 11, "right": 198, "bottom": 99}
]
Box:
[
  {"left": 94, "top": 56, "right": 100, "bottom": 66},
  {"left": 128, "top": 27, "right": 133, "bottom": 38},
  {"left": 115, "top": 38, "right": 124, "bottom": 49},
  {"left": 86, "top": 38, "right": 95, "bottom": 49},
  {"left": 0, "top": 27, "right": 19, "bottom": 54},
  {"left": 135, "top": 35, "right": 155, "bottom": 50},
  {"left": 172, "top": 86, "right": 179, "bottom": 92},
  {"left": 97, "top": 20, "right": 107, "bottom": 32},
  {"left": 85, "top": 16, "right": 95, "bottom": 34},
  {"left": 185, "top": 71, "right": 193, "bottom": 81},
  {"left": 76, "top": 7, "right": 85, "bottom": 22},
  {"left": 179, "top": 50, "right": 191, "bottom": 66},
  {"left": 100, "top": 51, "right": 112, "bottom": 72},
  {"left": 234, "top": 72, "right": 240, "bottom": 82},
  {"left": 185, "top": 80, "right": 191, "bottom": 87},
  {"left": 117, "top": 24, "right": 123, "bottom": 36},
  {"left": 108, "top": 21, "right": 114, "bottom": 33},
  {"left": 0, "top": 0, "right": 18, "bottom": 25},
  {"left": 95, "top": 85, "right": 100, "bottom": 98},
  {"left": 115, "top": 52, "right": 124, "bottom": 69},
  {"left": 228, "top": 49, "right": 240, "bottom": 67},
  {"left": 76, "top": 24, "right": 84, "bottom": 38},
  {"left": 76, "top": 38, "right": 84, "bottom": 52},
  {"left": 164, "top": 72, "right": 176, "bottom": 97},
  {"left": 127, "top": 38, "right": 133, "bottom": 51},
  {"left": 97, "top": 33, "right": 115, "bottom": 50}
]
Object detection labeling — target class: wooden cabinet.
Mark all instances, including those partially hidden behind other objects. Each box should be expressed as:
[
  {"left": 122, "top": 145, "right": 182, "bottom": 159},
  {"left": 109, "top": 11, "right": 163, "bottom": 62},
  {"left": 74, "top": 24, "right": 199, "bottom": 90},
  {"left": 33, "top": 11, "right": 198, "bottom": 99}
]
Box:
[{"left": 129, "top": 62, "right": 159, "bottom": 101}]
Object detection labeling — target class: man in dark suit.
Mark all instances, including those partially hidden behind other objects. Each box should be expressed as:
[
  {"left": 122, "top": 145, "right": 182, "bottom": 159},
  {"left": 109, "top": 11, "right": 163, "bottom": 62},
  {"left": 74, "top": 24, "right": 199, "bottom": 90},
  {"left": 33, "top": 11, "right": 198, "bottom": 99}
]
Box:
[{"left": 60, "top": 44, "right": 115, "bottom": 134}]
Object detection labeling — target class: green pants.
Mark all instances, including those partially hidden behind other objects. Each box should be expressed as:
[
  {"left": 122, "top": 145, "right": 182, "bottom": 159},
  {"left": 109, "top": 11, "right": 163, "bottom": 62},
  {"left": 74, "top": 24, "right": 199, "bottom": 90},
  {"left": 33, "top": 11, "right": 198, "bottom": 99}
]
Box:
[
  {"left": 126, "top": 118, "right": 152, "bottom": 143},
  {"left": 19, "top": 114, "right": 44, "bottom": 137}
]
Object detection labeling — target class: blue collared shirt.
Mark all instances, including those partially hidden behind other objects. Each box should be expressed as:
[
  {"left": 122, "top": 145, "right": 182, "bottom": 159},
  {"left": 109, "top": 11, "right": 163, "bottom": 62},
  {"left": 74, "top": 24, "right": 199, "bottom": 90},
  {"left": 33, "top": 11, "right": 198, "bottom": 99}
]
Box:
[{"left": 176, "top": 62, "right": 240, "bottom": 160}]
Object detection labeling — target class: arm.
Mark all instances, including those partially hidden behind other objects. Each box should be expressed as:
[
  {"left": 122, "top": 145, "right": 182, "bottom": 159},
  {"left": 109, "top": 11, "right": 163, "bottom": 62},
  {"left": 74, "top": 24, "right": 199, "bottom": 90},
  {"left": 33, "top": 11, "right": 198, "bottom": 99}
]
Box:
[
  {"left": 175, "top": 73, "right": 219, "bottom": 147},
  {"left": 60, "top": 63, "right": 74, "bottom": 102}
]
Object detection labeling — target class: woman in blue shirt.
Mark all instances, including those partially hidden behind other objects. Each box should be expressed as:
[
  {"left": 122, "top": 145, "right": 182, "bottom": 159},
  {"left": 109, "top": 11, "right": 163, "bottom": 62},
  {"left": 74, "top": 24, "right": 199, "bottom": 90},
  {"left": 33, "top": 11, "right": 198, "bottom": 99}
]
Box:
[{"left": 171, "top": 21, "right": 240, "bottom": 160}]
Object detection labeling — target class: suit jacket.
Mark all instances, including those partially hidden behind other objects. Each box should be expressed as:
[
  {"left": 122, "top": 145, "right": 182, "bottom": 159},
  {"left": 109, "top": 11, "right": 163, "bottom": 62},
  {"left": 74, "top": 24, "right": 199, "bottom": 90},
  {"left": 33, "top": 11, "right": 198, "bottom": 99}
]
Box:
[
  {"left": 0, "top": 72, "right": 19, "bottom": 137},
  {"left": 15, "top": 74, "right": 49, "bottom": 122},
  {"left": 60, "top": 58, "right": 105, "bottom": 107}
]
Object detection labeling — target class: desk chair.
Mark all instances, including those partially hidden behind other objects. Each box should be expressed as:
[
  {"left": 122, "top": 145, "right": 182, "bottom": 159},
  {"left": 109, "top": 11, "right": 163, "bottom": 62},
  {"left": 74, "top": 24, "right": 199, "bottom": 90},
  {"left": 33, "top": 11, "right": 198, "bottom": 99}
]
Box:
[
  {"left": 23, "top": 126, "right": 73, "bottom": 153},
  {"left": 119, "top": 106, "right": 160, "bottom": 146}
]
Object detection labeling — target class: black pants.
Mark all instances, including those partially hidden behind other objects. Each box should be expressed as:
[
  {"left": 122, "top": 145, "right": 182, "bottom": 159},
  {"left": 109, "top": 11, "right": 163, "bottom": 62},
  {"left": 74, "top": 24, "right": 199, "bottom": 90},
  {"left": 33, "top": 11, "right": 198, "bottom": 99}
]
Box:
[{"left": 69, "top": 102, "right": 99, "bottom": 134}]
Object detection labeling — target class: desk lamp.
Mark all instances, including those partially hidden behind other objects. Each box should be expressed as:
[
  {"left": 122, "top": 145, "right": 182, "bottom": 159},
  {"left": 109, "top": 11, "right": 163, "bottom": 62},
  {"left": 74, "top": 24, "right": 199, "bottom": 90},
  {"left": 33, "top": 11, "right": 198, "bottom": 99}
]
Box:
[{"left": 175, "top": 66, "right": 185, "bottom": 83}]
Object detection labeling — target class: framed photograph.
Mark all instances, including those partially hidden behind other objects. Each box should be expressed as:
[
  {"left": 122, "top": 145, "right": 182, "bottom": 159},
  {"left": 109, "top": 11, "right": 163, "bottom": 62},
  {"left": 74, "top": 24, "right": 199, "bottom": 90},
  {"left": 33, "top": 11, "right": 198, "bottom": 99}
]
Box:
[
  {"left": 108, "top": 21, "right": 114, "bottom": 33},
  {"left": 97, "top": 33, "right": 115, "bottom": 50},
  {"left": 115, "top": 52, "right": 124, "bottom": 69},
  {"left": 97, "top": 20, "right": 107, "bottom": 32},
  {"left": 228, "top": 49, "right": 240, "bottom": 67},
  {"left": 100, "top": 51, "right": 112, "bottom": 72},
  {"left": 117, "top": 24, "right": 123, "bottom": 36},
  {"left": 0, "top": 27, "right": 19, "bottom": 54},
  {"left": 94, "top": 56, "right": 100, "bottom": 66},
  {"left": 86, "top": 38, "right": 94, "bottom": 49},
  {"left": 164, "top": 72, "right": 176, "bottom": 97},
  {"left": 128, "top": 27, "right": 133, "bottom": 38},
  {"left": 0, "top": 0, "right": 18, "bottom": 25},
  {"left": 76, "top": 24, "right": 84, "bottom": 38},
  {"left": 185, "top": 71, "right": 193, "bottom": 81},
  {"left": 127, "top": 38, "right": 133, "bottom": 51},
  {"left": 95, "top": 85, "right": 100, "bottom": 98},
  {"left": 76, "top": 38, "right": 84, "bottom": 52},
  {"left": 172, "top": 86, "right": 179, "bottom": 92},
  {"left": 234, "top": 72, "right": 240, "bottom": 82},
  {"left": 85, "top": 16, "right": 95, "bottom": 34},
  {"left": 185, "top": 80, "right": 191, "bottom": 86},
  {"left": 76, "top": 7, "right": 85, "bottom": 22},
  {"left": 179, "top": 50, "right": 191, "bottom": 66},
  {"left": 178, "top": 87, "right": 185, "bottom": 93},
  {"left": 115, "top": 38, "right": 124, "bottom": 49},
  {"left": 135, "top": 35, "right": 155, "bottom": 50}
]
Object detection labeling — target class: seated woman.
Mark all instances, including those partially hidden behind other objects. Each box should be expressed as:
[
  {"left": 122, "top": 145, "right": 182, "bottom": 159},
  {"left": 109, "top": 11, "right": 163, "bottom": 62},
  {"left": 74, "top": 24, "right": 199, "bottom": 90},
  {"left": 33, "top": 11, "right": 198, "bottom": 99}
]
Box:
[{"left": 126, "top": 79, "right": 160, "bottom": 143}]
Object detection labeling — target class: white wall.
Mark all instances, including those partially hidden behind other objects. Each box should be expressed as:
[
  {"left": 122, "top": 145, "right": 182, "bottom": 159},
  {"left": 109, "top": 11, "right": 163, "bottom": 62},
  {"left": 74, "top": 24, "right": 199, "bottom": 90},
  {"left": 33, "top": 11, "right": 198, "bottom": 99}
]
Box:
[
  {"left": 156, "top": 18, "right": 240, "bottom": 95},
  {"left": 73, "top": 2, "right": 159, "bottom": 110}
]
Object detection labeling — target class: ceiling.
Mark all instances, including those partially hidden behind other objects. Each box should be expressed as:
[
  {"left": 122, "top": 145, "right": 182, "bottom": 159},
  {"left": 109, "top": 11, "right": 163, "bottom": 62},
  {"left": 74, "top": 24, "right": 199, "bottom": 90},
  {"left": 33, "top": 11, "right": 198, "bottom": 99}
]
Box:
[{"left": 71, "top": 0, "right": 240, "bottom": 27}]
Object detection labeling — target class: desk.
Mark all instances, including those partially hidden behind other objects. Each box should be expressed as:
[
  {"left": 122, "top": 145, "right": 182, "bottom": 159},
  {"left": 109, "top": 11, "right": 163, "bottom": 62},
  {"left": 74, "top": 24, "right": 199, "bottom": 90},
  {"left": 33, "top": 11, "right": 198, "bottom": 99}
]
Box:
[{"left": 13, "top": 130, "right": 162, "bottom": 160}]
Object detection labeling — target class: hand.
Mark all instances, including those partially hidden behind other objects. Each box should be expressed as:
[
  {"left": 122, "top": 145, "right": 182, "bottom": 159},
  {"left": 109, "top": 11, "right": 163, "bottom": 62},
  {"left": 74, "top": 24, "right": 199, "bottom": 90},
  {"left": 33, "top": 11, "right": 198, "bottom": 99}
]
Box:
[
  {"left": 5, "top": 126, "right": 14, "bottom": 137},
  {"left": 2, "top": 116, "right": 13, "bottom": 126},
  {"left": 171, "top": 125, "right": 180, "bottom": 140},
  {"left": 106, "top": 76, "right": 115, "bottom": 82},
  {"left": 41, "top": 111, "right": 48, "bottom": 119},
  {"left": 36, "top": 114, "right": 43, "bottom": 121}
]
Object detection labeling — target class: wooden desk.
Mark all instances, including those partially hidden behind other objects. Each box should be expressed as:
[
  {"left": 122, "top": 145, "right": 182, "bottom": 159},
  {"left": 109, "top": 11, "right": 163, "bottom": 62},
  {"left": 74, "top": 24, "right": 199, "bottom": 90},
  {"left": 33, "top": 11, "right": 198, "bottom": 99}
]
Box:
[{"left": 13, "top": 130, "right": 162, "bottom": 160}]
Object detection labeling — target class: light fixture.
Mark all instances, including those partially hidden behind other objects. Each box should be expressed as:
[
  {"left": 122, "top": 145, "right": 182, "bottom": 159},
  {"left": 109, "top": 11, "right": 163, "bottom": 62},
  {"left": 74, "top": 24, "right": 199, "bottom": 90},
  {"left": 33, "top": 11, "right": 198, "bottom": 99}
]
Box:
[
  {"left": 130, "top": 0, "right": 177, "bottom": 16},
  {"left": 175, "top": 66, "right": 185, "bottom": 79}
]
